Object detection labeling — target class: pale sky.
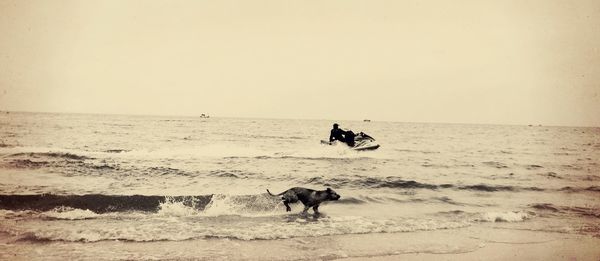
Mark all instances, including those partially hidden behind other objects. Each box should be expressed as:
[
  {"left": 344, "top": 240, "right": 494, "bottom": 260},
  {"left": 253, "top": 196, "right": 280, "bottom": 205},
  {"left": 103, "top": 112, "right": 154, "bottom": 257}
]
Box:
[{"left": 1, "top": 0, "right": 599, "bottom": 126}]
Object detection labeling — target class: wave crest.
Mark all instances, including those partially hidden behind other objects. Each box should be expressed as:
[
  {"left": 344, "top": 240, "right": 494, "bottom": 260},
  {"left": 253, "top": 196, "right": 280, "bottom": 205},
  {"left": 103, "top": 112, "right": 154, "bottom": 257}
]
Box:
[{"left": 0, "top": 194, "right": 212, "bottom": 213}]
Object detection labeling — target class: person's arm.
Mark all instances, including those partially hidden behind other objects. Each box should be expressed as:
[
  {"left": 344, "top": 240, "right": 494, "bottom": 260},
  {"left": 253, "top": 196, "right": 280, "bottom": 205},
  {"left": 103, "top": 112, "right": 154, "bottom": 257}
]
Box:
[{"left": 329, "top": 129, "right": 335, "bottom": 142}]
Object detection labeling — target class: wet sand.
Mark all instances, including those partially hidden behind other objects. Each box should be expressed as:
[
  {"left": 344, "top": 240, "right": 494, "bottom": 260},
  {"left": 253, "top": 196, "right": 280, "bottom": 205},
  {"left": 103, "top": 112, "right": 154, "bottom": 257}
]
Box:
[
  {"left": 339, "top": 228, "right": 600, "bottom": 261},
  {"left": 3, "top": 226, "right": 599, "bottom": 260}
]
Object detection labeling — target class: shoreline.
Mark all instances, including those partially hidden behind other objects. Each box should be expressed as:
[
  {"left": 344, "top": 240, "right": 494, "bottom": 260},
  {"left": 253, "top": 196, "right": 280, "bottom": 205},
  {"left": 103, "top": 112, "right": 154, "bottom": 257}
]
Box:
[{"left": 2, "top": 226, "right": 599, "bottom": 260}]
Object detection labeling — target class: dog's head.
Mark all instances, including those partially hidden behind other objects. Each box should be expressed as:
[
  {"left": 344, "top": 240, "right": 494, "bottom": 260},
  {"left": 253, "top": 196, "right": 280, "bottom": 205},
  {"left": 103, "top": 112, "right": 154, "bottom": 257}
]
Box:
[{"left": 326, "top": 187, "right": 341, "bottom": 200}]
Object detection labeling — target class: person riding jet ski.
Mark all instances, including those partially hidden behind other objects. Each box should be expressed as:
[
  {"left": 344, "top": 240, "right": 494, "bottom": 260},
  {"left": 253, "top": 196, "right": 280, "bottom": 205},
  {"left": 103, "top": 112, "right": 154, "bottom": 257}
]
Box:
[{"left": 329, "top": 123, "right": 355, "bottom": 147}]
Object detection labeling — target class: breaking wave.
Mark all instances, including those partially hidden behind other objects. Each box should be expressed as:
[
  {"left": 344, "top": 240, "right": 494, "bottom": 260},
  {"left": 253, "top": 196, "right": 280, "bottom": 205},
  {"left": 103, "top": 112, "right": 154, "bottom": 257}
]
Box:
[
  {"left": 0, "top": 193, "right": 365, "bottom": 216},
  {"left": 0, "top": 193, "right": 475, "bottom": 242},
  {"left": 0, "top": 194, "right": 213, "bottom": 213}
]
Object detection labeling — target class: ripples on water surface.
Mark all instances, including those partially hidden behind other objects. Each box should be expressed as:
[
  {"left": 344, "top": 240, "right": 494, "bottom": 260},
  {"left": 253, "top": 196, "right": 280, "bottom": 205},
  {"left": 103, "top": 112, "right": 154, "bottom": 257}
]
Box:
[{"left": 0, "top": 112, "right": 598, "bottom": 258}]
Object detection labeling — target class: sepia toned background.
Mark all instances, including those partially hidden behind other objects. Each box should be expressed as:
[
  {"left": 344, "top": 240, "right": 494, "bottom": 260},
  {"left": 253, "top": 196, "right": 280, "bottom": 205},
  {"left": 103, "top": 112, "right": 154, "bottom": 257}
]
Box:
[
  {"left": 1, "top": 0, "right": 599, "bottom": 126},
  {"left": 1, "top": 1, "right": 600, "bottom": 260}
]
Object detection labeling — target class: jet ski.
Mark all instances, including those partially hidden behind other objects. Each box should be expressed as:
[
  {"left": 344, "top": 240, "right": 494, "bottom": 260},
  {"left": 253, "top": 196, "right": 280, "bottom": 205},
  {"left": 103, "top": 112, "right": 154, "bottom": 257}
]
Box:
[{"left": 320, "top": 132, "right": 380, "bottom": 151}]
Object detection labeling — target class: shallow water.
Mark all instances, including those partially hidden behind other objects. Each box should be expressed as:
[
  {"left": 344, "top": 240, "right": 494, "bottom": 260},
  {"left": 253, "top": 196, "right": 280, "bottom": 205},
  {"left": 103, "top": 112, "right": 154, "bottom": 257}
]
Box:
[{"left": 0, "top": 112, "right": 598, "bottom": 259}]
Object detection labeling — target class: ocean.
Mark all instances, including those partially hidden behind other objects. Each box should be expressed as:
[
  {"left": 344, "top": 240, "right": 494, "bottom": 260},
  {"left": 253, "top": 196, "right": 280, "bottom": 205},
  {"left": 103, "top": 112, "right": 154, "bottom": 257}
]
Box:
[{"left": 0, "top": 112, "right": 598, "bottom": 260}]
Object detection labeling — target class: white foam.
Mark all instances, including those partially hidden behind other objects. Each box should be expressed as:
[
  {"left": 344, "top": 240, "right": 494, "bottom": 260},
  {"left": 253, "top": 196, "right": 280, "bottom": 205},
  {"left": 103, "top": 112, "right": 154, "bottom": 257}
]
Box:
[
  {"left": 0, "top": 209, "right": 28, "bottom": 219},
  {"left": 201, "top": 194, "right": 281, "bottom": 217},
  {"left": 477, "top": 211, "right": 530, "bottom": 222},
  {"left": 156, "top": 198, "right": 200, "bottom": 217},
  {"left": 277, "top": 141, "right": 388, "bottom": 160},
  {"left": 193, "top": 216, "right": 470, "bottom": 241},
  {"left": 2, "top": 207, "right": 472, "bottom": 242},
  {"left": 42, "top": 207, "right": 100, "bottom": 220}
]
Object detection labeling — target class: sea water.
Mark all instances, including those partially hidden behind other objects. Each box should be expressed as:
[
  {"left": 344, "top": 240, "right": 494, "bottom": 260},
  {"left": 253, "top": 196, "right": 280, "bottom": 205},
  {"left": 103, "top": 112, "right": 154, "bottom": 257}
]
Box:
[{"left": 0, "top": 112, "right": 598, "bottom": 259}]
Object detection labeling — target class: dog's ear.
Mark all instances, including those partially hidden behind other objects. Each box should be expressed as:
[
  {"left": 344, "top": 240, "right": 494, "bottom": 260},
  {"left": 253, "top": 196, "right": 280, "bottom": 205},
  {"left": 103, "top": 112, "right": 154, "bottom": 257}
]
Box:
[{"left": 326, "top": 187, "right": 331, "bottom": 192}]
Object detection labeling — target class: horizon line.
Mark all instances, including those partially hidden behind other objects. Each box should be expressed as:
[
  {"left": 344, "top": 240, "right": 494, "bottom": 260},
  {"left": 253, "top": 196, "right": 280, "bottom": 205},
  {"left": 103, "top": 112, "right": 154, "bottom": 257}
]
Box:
[{"left": 1, "top": 109, "right": 598, "bottom": 128}]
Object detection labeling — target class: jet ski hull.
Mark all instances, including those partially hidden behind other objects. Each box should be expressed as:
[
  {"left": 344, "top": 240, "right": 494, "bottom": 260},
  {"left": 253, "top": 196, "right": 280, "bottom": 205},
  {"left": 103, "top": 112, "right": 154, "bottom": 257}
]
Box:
[
  {"left": 321, "top": 132, "right": 380, "bottom": 151},
  {"left": 352, "top": 141, "right": 380, "bottom": 151}
]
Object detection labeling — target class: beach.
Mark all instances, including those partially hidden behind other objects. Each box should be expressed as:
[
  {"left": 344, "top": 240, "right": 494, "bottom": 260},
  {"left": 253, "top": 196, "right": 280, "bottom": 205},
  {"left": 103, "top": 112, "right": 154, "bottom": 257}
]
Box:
[
  {"left": 0, "top": 112, "right": 598, "bottom": 260},
  {"left": 2, "top": 226, "right": 599, "bottom": 260}
]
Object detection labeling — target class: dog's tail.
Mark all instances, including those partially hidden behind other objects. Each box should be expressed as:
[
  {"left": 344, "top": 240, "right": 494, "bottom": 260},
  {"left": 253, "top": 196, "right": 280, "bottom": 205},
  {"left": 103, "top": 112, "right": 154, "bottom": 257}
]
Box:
[{"left": 266, "top": 189, "right": 284, "bottom": 196}]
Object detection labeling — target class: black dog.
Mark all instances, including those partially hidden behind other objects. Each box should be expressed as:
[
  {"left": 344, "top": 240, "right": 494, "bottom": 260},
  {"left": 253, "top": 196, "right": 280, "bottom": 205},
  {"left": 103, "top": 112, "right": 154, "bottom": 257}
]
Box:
[{"left": 267, "top": 187, "right": 340, "bottom": 214}]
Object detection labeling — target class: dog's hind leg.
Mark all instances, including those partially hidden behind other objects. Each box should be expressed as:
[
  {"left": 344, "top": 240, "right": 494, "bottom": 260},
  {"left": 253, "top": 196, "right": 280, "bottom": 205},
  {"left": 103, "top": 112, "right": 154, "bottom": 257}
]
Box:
[
  {"left": 302, "top": 205, "right": 310, "bottom": 214},
  {"left": 283, "top": 201, "right": 292, "bottom": 212}
]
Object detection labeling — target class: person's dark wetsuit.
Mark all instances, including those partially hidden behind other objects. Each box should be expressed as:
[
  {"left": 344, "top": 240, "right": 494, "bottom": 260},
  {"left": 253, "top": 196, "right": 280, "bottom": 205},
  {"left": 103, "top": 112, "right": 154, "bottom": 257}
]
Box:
[
  {"left": 329, "top": 123, "right": 355, "bottom": 147},
  {"left": 344, "top": 130, "right": 356, "bottom": 147},
  {"left": 330, "top": 126, "right": 346, "bottom": 143}
]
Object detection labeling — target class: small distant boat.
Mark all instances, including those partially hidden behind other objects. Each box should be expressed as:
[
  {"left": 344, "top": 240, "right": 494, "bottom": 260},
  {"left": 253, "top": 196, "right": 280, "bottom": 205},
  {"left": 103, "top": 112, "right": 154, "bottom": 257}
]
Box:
[
  {"left": 200, "top": 114, "right": 210, "bottom": 118},
  {"left": 363, "top": 119, "right": 371, "bottom": 122}
]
